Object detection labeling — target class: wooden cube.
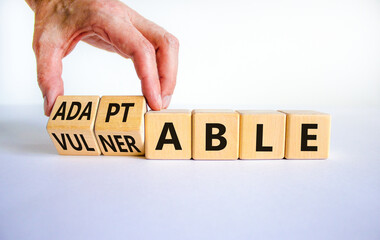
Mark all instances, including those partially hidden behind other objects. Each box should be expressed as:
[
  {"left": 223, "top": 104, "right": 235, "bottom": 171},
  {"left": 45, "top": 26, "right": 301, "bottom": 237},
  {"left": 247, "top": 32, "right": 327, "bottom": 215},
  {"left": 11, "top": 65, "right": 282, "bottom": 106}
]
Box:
[
  {"left": 238, "top": 110, "right": 286, "bottom": 159},
  {"left": 192, "top": 110, "right": 239, "bottom": 160},
  {"left": 145, "top": 110, "right": 191, "bottom": 159},
  {"left": 95, "top": 96, "right": 146, "bottom": 156},
  {"left": 280, "top": 110, "right": 331, "bottom": 159},
  {"left": 46, "top": 96, "right": 101, "bottom": 155}
]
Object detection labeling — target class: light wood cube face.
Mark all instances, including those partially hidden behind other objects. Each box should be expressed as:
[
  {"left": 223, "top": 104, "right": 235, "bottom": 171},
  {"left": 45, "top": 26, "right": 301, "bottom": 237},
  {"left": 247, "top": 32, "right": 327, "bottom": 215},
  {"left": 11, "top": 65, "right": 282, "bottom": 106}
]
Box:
[
  {"left": 192, "top": 110, "right": 239, "bottom": 160},
  {"left": 46, "top": 96, "right": 101, "bottom": 155},
  {"left": 280, "top": 110, "right": 331, "bottom": 159},
  {"left": 238, "top": 110, "right": 286, "bottom": 159},
  {"left": 95, "top": 96, "right": 146, "bottom": 156},
  {"left": 145, "top": 110, "right": 191, "bottom": 159}
]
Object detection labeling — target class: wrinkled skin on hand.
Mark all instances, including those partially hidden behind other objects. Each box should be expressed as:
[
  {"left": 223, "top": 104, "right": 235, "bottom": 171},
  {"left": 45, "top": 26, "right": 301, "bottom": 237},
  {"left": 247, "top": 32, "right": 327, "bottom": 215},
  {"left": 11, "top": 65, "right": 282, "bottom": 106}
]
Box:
[{"left": 26, "top": 0, "right": 179, "bottom": 115}]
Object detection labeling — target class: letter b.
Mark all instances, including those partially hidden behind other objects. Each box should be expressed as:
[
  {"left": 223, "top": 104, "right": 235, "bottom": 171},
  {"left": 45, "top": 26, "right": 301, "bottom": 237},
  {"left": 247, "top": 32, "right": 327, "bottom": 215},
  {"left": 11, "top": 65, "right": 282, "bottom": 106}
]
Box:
[{"left": 205, "top": 123, "right": 227, "bottom": 151}]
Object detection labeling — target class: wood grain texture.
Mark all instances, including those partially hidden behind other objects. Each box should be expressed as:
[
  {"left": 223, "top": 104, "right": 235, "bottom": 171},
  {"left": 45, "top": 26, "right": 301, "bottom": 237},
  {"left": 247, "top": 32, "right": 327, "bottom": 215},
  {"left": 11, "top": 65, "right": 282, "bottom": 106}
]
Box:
[
  {"left": 192, "top": 110, "right": 239, "bottom": 160},
  {"left": 46, "top": 96, "right": 101, "bottom": 155},
  {"left": 95, "top": 96, "right": 146, "bottom": 156},
  {"left": 280, "top": 110, "right": 331, "bottom": 159},
  {"left": 238, "top": 110, "right": 285, "bottom": 159},
  {"left": 145, "top": 110, "right": 192, "bottom": 159}
]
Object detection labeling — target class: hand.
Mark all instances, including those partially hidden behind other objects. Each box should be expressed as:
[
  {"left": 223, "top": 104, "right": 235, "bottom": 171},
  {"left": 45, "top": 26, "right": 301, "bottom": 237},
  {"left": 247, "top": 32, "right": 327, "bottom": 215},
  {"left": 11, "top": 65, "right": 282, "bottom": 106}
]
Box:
[{"left": 26, "top": 0, "right": 179, "bottom": 116}]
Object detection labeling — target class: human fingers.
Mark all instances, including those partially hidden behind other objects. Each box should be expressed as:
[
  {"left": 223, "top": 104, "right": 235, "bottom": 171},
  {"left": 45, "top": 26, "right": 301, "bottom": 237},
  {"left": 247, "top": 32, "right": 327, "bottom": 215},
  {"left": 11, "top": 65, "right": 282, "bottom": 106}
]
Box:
[{"left": 129, "top": 11, "right": 179, "bottom": 109}]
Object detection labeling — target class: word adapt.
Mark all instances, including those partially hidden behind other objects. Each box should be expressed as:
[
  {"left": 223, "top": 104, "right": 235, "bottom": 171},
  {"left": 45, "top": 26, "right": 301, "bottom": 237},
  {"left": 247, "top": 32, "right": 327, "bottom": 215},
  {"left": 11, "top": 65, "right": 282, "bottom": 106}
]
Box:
[{"left": 47, "top": 96, "right": 331, "bottom": 159}]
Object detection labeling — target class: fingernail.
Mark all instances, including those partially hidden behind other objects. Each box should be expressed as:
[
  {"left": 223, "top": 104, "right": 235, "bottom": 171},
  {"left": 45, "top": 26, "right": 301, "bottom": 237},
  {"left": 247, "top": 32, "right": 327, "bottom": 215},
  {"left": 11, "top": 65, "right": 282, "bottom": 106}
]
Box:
[
  {"left": 43, "top": 96, "right": 49, "bottom": 116},
  {"left": 162, "top": 95, "right": 172, "bottom": 109},
  {"left": 150, "top": 94, "right": 163, "bottom": 111}
]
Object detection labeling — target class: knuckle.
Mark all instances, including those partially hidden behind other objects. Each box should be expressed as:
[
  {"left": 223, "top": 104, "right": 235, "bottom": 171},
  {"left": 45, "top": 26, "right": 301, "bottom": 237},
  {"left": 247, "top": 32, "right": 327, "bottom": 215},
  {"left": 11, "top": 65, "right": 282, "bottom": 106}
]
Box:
[
  {"left": 162, "top": 32, "right": 179, "bottom": 49},
  {"left": 32, "top": 32, "right": 52, "bottom": 54},
  {"left": 88, "top": 0, "right": 124, "bottom": 23},
  {"left": 88, "top": 0, "right": 105, "bottom": 17},
  {"left": 140, "top": 40, "right": 156, "bottom": 57},
  {"left": 37, "top": 70, "right": 49, "bottom": 87},
  {"left": 33, "top": 37, "right": 48, "bottom": 55},
  {"left": 37, "top": 71, "right": 63, "bottom": 95}
]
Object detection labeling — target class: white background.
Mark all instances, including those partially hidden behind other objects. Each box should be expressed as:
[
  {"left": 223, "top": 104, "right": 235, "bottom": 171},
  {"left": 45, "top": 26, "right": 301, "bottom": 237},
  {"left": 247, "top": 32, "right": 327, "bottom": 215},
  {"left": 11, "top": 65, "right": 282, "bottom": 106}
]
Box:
[{"left": 0, "top": 0, "right": 379, "bottom": 109}]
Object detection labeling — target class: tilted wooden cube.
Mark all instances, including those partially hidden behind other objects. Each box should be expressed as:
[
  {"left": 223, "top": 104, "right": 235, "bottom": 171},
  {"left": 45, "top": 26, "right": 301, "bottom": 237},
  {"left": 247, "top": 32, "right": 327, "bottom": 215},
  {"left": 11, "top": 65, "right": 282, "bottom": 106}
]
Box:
[
  {"left": 47, "top": 96, "right": 101, "bottom": 155},
  {"left": 145, "top": 109, "right": 192, "bottom": 159},
  {"left": 192, "top": 110, "right": 239, "bottom": 160},
  {"left": 95, "top": 96, "right": 146, "bottom": 156},
  {"left": 238, "top": 110, "right": 286, "bottom": 159},
  {"left": 280, "top": 110, "right": 331, "bottom": 159}
]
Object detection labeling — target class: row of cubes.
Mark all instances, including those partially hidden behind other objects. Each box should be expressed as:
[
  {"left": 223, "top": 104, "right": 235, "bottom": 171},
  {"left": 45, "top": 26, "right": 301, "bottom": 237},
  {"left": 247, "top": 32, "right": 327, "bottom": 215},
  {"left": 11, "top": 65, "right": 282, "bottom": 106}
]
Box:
[{"left": 47, "top": 96, "right": 331, "bottom": 159}]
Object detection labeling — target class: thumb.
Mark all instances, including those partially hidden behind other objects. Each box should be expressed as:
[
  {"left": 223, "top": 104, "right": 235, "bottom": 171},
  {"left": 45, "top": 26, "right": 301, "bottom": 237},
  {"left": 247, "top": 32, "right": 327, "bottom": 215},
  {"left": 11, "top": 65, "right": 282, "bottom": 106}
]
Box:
[{"left": 34, "top": 43, "right": 64, "bottom": 116}]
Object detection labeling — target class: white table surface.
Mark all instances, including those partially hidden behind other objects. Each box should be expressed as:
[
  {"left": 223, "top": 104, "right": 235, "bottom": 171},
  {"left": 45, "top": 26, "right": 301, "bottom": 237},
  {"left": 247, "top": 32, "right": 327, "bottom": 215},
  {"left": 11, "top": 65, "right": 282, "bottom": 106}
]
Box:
[{"left": 0, "top": 105, "right": 379, "bottom": 240}]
